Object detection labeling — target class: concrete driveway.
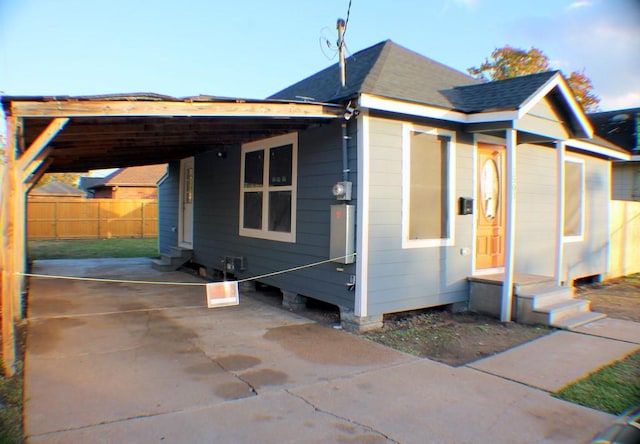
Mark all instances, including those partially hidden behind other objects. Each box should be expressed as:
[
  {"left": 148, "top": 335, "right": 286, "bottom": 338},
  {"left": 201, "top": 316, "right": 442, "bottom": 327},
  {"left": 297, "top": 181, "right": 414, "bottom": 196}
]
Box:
[{"left": 25, "top": 258, "right": 619, "bottom": 443}]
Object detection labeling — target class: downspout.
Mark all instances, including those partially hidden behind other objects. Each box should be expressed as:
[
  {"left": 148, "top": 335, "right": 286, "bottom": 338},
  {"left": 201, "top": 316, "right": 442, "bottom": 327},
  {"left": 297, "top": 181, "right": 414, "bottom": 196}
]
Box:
[
  {"left": 338, "top": 17, "right": 350, "bottom": 184},
  {"left": 342, "top": 122, "right": 350, "bottom": 182}
]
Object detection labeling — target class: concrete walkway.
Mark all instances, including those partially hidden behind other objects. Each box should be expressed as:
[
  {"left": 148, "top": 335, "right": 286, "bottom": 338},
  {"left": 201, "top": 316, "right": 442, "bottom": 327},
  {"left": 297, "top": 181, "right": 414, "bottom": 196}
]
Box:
[{"left": 24, "top": 258, "right": 637, "bottom": 443}]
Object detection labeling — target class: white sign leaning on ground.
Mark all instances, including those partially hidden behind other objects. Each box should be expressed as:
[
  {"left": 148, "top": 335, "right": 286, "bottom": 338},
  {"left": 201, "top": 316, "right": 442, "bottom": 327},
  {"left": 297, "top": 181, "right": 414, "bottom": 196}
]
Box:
[{"left": 206, "top": 281, "right": 240, "bottom": 308}]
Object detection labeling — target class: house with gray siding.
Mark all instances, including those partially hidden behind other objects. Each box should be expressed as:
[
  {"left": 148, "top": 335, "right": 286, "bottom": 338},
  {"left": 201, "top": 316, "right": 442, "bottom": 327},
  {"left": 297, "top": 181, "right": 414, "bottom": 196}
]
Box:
[
  {"left": 156, "top": 40, "right": 629, "bottom": 331},
  {"left": 589, "top": 108, "right": 640, "bottom": 201}
]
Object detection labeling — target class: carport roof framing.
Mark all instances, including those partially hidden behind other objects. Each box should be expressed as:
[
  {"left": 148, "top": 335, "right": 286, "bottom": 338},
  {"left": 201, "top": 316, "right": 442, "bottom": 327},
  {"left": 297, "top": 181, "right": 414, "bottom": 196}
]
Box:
[
  {"left": 0, "top": 93, "right": 342, "bottom": 376},
  {"left": 1, "top": 93, "right": 344, "bottom": 172}
]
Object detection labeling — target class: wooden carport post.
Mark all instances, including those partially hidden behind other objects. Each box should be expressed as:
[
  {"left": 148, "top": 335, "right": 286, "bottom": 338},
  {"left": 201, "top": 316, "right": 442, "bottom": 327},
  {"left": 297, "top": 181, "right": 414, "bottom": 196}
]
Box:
[
  {"left": 1, "top": 116, "right": 68, "bottom": 376},
  {"left": 1, "top": 116, "right": 19, "bottom": 376}
]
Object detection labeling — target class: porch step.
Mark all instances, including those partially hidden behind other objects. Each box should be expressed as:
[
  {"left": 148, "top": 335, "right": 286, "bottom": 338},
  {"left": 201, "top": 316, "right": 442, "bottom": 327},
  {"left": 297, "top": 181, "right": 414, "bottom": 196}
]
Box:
[
  {"left": 517, "top": 285, "right": 575, "bottom": 310},
  {"left": 468, "top": 273, "right": 606, "bottom": 328},
  {"left": 551, "top": 311, "right": 607, "bottom": 330},
  {"left": 516, "top": 284, "right": 606, "bottom": 328},
  {"left": 151, "top": 248, "right": 193, "bottom": 272},
  {"left": 529, "top": 298, "right": 591, "bottom": 325}
]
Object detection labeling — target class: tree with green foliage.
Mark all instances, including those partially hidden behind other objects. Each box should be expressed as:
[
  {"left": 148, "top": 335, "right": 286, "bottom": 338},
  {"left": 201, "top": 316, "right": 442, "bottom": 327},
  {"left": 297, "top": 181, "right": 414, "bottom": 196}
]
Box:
[{"left": 468, "top": 45, "right": 600, "bottom": 112}]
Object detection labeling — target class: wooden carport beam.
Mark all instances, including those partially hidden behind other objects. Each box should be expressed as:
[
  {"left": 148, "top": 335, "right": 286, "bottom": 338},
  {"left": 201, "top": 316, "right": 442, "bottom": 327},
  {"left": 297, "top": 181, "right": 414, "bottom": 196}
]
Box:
[
  {"left": 25, "top": 158, "right": 54, "bottom": 191},
  {"left": 22, "top": 147, "right": 53, "bottom": 183},
  {"left": 9, "top": 101, "right": 342, "bottom": 119},
  {"left": 17, "top": 118, "right": 69, "bottom": 173}
]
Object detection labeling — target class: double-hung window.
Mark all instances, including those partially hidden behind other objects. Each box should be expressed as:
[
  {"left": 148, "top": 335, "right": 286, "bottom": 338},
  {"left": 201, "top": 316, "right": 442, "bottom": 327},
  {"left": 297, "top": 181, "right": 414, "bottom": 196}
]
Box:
[
  {"left": 402, "top": 125, "right": 455, "bottom": 248},
  {"left": 563, "top": 157, "right": 585, "bottom": 241},
  {"left": 240, "top": 133, "right": 297, "bottom": 242}
]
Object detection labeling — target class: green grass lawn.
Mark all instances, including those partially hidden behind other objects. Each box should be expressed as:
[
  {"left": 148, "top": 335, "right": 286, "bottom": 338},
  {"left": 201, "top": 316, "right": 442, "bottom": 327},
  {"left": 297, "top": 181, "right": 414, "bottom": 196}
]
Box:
[
  {"left": 555, "top": 350, "right": 640, "bottom": 414},
  {"left": 28, "top": 238, "right": 159, "bottom": 260}
]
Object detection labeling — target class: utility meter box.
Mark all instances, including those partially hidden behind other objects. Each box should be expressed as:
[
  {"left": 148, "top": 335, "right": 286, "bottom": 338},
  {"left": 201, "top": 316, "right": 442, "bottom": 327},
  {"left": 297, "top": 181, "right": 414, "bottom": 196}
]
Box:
[{"left": 330, "top": 204, "right": 355, "bottom": 264}]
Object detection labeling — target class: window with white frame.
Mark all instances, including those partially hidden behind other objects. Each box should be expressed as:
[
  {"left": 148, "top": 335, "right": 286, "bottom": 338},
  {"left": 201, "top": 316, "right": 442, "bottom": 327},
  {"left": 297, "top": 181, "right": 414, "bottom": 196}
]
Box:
[
  {"left": 563, "top": 157, "right": 585, "bottom": 240},
  {"left": 240, "top": 133, "right": 297, "bottom": 242},
  {"left": 403, "top": 125, "right": 455, "bottom": 248}
]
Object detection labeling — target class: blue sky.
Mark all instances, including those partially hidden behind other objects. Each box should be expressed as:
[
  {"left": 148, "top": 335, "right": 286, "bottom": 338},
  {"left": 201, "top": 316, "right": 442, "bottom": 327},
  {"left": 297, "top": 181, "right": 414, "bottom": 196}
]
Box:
[{"left": 1, "top": 0, "right": 639, "bottom": 111}]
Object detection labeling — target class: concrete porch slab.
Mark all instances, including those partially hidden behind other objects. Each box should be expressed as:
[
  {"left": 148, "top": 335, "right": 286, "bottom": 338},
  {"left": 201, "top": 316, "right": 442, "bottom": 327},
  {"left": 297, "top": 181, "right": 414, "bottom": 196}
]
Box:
[
  {"left": 468, "top": 331, "right": 639, "bottom": 392},
  {"left": 572, "top": 317, "right": 640, "bottom": 344}
]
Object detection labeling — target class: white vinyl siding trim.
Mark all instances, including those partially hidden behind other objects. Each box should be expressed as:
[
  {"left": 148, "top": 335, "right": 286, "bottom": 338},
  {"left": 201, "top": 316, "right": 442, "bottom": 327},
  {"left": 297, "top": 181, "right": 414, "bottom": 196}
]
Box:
[
  {"left": 402, "top": 124, "right": 455, "bottom": 248},
  {"left": 563, "top": 157, "right": 585, "bottom": 243},
  {"left": 239, "top": 133, "right": 298, "bottom": 243}
]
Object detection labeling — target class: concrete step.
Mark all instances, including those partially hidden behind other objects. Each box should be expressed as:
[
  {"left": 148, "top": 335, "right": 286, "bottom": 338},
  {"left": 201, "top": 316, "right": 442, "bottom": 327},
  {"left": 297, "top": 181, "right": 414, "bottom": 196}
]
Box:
[
  {"left": 517, "top": 286, "right": 575, "bottom": 310},
  {"left": 533, "top": 298, "right": 591, "bottom": 325},
  {"left": 551, "top": 311, "right": 607, "bottom": 330},
  {"left": 151, "top": 257, "right": 176, "bottom": 272},
  {"left": 151, "top": 248, "right": 193, "bottom": 272},
  {"left": 169, "top": 247, "right": 193, "bottom": 259},
  {"left": 513, "top": 276, "right": 557, "bottom": 295}
]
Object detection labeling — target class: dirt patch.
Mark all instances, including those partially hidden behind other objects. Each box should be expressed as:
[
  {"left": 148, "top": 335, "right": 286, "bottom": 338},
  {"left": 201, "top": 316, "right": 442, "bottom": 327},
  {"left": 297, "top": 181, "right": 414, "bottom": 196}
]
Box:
[
  {"left": 576, "top": 274, "right": 640, "bottom": 322},
  {"left": 365, "top": 309, "right": 550, "bottom": 367}
]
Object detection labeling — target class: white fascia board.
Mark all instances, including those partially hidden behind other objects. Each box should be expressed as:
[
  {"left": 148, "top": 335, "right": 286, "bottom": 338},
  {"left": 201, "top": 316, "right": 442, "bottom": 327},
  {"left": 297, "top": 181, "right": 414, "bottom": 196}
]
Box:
[
  {"left": 466, "top": 110, "right": 518, "bottom": 123},
  {"left": 359, "top": 94, "right": 466, "bottom": 122},
  {"left": 631, "top": 155, "right": 640, "bottom": 161},
  {"left": 359, "top": 94, "right": 518, "bottom": 124},
  {"left": 566, "top": 139, "right": 630, "bottom": 161}
]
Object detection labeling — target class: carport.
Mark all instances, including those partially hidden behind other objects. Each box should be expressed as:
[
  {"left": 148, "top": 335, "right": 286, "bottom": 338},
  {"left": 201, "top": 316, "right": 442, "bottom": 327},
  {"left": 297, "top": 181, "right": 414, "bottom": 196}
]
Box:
[{"left": 0, "top": 94, "right": 342, "bottom": 375}]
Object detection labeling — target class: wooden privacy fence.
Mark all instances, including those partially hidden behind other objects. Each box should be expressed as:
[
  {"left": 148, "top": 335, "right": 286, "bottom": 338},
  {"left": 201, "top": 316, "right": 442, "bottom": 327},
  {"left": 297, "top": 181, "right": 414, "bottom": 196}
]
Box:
[
  {"left": 609, "top": 199, "right": 640, "bottom": 279},
  {"left": 27, "top": 198, "right": 158, "bottom": 240}
]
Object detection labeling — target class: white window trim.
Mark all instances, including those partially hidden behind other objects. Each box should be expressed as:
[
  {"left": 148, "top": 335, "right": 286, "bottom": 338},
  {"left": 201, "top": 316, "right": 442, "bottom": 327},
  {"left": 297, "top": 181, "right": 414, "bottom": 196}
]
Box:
[
  {"left": 239, "top": 132, "right": 298, "bottom": 243},
  {"left": 401, "top": 124, "right": 456, "bottom": 248},
  {"left": 562, "top": 156, "right": 585, "bottom": 243}
]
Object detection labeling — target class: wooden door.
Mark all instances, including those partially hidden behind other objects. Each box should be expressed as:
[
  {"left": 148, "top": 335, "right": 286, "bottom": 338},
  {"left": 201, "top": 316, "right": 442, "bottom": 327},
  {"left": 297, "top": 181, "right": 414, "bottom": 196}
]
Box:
[{"left": 476, "top": 144, "right": 506, "bottom": 269}]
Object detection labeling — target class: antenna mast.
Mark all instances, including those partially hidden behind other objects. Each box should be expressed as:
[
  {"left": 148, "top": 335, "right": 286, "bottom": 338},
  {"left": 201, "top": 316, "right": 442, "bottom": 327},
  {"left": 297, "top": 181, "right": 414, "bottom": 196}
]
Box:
[{"left": 337, "top": 18, "right": 346, "bottom": 88}]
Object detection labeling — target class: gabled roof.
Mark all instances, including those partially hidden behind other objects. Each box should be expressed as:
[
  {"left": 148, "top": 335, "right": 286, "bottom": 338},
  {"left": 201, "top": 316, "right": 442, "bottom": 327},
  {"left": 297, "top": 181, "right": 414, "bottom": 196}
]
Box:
[
  {"left": 30, "top": 180, "right": 86, "bottom": 197},
  {"left": 85, "top": 164, "right": 167, "bottom": 189},
  {"left": 439, "top": 71, "right": 559, "bottom": 113},
  {"left": 588, "top": 108, "right": 640, "bottom": 153},
  {"left": 270, "top": 40, "right": 480, "bottom": 108}
]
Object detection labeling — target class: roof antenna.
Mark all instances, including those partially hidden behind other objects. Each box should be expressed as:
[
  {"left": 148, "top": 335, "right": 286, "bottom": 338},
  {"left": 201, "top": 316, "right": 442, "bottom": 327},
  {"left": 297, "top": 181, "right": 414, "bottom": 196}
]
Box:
[{"left": 337, "top": 18, "right": 346, "bottom": 88}]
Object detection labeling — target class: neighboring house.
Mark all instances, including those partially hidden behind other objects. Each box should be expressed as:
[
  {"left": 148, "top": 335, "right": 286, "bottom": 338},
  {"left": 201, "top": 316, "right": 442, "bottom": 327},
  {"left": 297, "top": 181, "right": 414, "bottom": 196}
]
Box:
[
  {"left": 157, "top": 40, "right": 629, "bottom": 331},
  {"left": 81, "top": 164, "right": 167, "bottom": 199},
  {"left": 29, "top": 179, "right": 86, "bottom": 199},
  {"left": 588, "top": 108, "right": 640, "bottom": 200}
]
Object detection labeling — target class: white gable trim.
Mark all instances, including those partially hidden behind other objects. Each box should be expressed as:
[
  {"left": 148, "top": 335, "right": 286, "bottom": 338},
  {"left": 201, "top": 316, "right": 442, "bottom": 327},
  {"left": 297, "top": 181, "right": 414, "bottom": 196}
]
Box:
[
  {"left": 566, "top": 139, "right": 630, "bottom": 161},
  {"left": 517, "top": 74, "right": 593, "bottom": 138}
]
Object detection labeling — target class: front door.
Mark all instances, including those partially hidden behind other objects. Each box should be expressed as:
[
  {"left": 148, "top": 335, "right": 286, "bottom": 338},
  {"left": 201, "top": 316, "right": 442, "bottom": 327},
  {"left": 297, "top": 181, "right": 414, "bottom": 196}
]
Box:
[
  {"left": 476, "top": 144, "right": 506, "bottom": 270},
  {"left": 179, "top": 157, "right": 194, "bottom": 247}
]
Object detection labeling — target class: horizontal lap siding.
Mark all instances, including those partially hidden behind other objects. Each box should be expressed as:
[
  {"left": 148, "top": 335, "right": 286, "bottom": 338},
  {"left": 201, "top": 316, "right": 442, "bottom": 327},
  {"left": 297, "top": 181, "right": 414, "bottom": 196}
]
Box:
[
  {"left": 365, "top": 117, "right": 474, "bottom": 316},
  {"left": 191, "top": 122, "right": 358, "bottom": 310},
  {"left": 514, "top": 144, "right": 557, "bottom": 276},
  {"left": 158, "top": 161, "right": 179, "bottom": 254},
  {"left": 563, "top": 154, "right": 610, "bottom": 281}
]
